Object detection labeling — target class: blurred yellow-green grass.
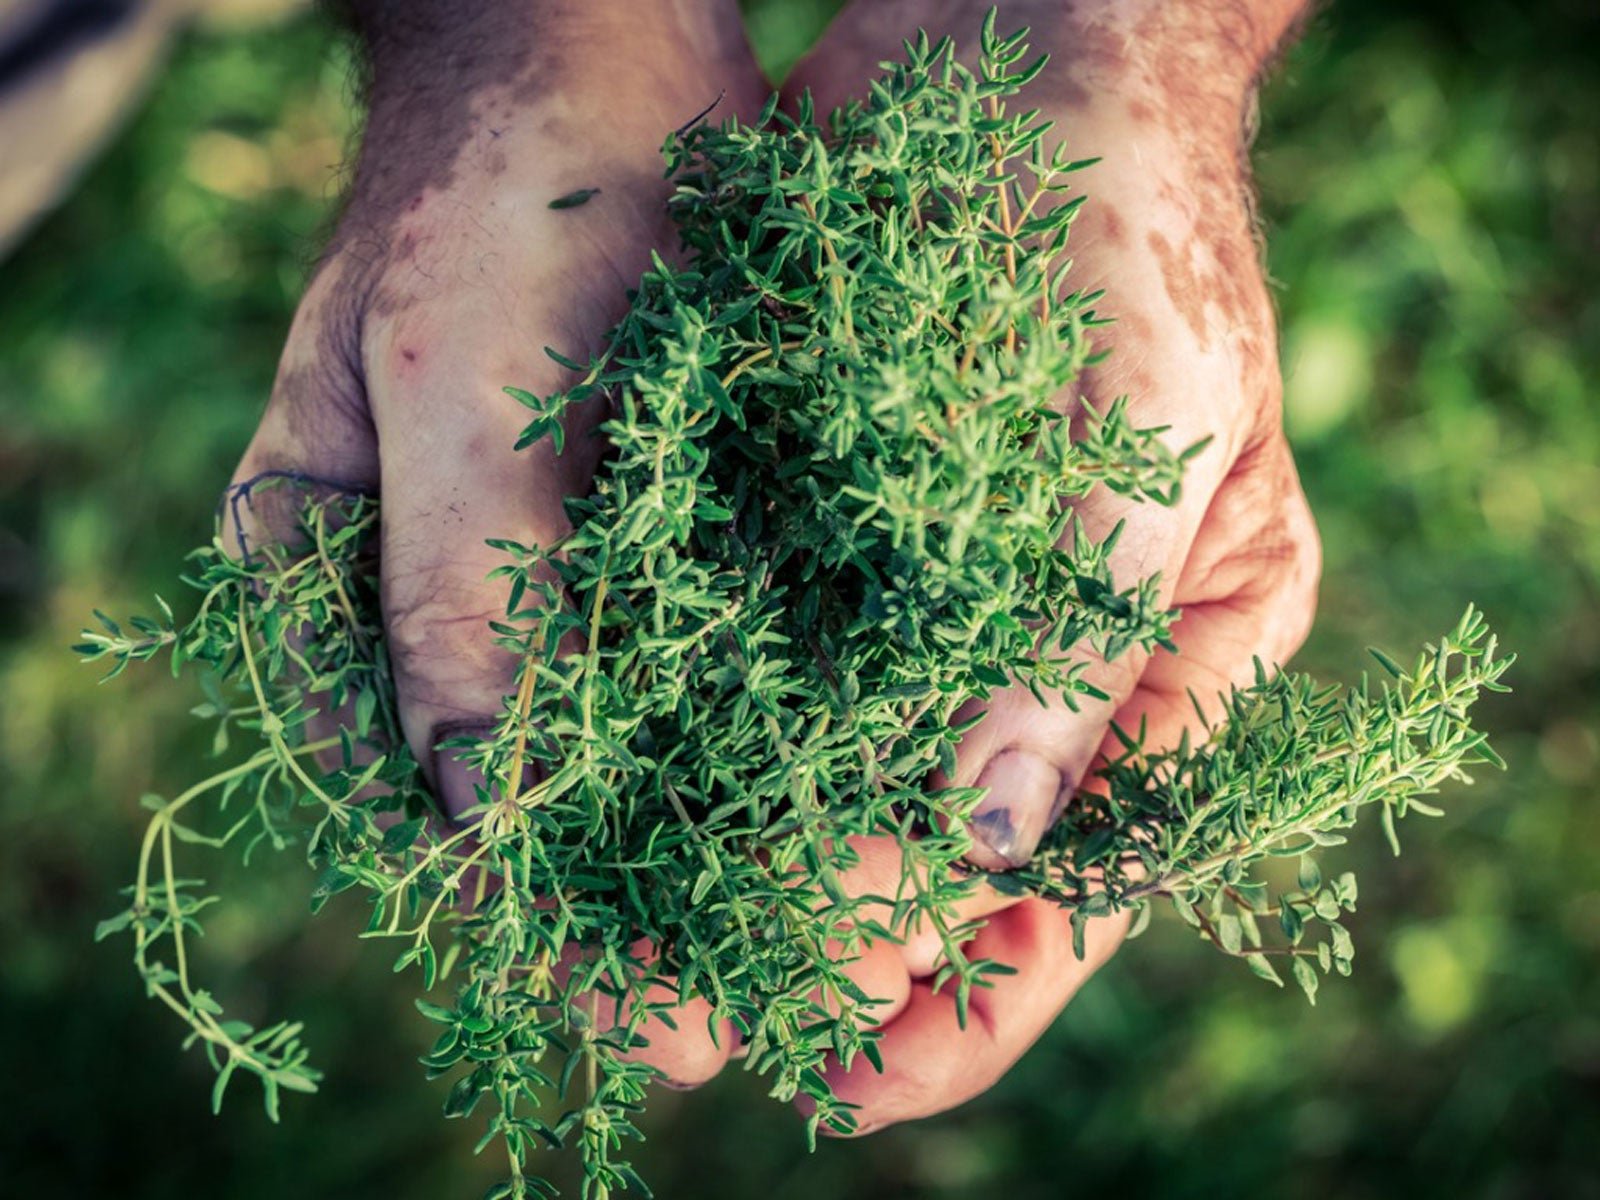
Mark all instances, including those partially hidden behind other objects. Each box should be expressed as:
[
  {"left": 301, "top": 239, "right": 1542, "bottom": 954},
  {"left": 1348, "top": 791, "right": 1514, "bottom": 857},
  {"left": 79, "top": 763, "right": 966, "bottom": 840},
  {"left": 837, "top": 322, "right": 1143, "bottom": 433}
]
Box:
[{"left": 1, "top": 2, "right": 1597, "bottom": 1196}]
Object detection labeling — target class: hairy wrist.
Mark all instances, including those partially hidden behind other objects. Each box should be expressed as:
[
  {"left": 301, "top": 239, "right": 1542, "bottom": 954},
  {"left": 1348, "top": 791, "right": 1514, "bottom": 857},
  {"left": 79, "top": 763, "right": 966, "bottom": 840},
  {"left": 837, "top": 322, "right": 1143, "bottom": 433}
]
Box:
[
  {"left": 326, "top": 0, "right": 751, "bottom": 99},
  {"left": 840, "top": 0, "right": 1308, "bottom": 143},
  {"left": 318, "top": 0, "right": 761, "bottom": 277},
  {"left": 326, "top": 0, "right": 753, "bottom": 174},
  {"left": 1028, "top": 0, "right": 1312, "bottom": 162},
  {"left": 1055, "top": 0, "right": 1310, "bottom": 82},
  {"left": 325, "top": 0, "right": 529, "bottom": 59}
]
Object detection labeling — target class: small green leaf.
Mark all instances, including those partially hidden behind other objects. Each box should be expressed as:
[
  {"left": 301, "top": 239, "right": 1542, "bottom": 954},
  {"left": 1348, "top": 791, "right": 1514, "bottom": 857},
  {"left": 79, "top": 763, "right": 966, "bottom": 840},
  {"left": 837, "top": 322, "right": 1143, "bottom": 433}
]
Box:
[
  {"left": 1217, "top": 913, "right": 1243, "bottom": 955},
  {"left": 381, "top": 818, "right": 426, "bottom": 856},
  {"left": 1245, "top": 953, "right": 1283, "bottom": 986},
  {"left": 94, "top": 911, "right": 133, "bottom": 942},
  {"left": 415, "top": 999, "right": 455, "bottom": 1024},
  {"left": 211, "top": 1058, "right": 239, "bottom": 1115},
  {"left": 1291, "top": 956, "right": 1320, "bottom": 1005},
  {"left": 548, "top": 187, "right": 601, "bottom": 210},
  {"left": 1297, "top": 855, "right": 1322, "bottom": 893}
]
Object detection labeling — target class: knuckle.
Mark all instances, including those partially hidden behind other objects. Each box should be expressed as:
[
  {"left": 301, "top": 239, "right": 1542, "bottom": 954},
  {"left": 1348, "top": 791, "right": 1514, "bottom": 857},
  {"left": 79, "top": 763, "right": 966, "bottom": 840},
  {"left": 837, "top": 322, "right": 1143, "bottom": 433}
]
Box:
[
  {"left": 382, "top": 579, "right": 517, "bottom": 721},
  {"left": 385, "top": 585, "right": 502, "bottom": 670},
  {"left": 1179, "top": 432, "right": 1323, "bottom": 667}
]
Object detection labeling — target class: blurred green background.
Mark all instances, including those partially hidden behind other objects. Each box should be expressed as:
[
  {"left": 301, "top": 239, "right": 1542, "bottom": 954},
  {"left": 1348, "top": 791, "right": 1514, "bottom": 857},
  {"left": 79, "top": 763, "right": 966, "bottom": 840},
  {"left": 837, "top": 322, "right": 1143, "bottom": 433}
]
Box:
[{"left": 2, "top": 1, "right": 1597, "bottom": 1196}]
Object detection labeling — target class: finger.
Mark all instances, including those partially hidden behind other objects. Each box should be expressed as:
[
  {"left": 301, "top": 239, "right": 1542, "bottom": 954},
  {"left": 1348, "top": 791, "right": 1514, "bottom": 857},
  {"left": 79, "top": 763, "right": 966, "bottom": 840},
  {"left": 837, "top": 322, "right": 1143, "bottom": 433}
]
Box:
[
  {"left": 624, "top": 989, "right": 736, "bottom": 1089},
  {"left": 222, "top": 271, "right": 383, "bottom": 783},
  {"left": 815, "top": 935, "right": 915, "bottom": 1030},
  {"left": 900, "top": 435, "right": 1315, "bottom": 966},
  {"left": 951, "top": 112, "right": 1281, "bottom": 867},
  {"left": 952, "top": 393, "right": 1235, "bottom": 871},
  {"left": 224, "top": 268, "right": 378, "bottom": 557},
  {"left": 564, "top": 940, "right": 738, "bottom": 1090},
  {"left": 816, "top": 440, "right": 1312, "bottom": 1130},
  {"left": 362, "top": 274, "right": 607, "bottom": 818},
  {"left": 816, "top": 897, "right": 1128, "bottom": 1133},
  {"left": 834, "top": 834, "right": 1034, "bottom": 981}
]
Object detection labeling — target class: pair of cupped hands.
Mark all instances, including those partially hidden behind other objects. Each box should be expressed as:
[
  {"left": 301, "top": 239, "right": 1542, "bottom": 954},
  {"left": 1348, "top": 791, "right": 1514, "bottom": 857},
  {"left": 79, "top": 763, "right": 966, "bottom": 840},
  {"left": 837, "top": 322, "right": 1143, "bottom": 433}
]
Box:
[{"left": 232, "top": 0, "right": 1319, "bottom": 1132}]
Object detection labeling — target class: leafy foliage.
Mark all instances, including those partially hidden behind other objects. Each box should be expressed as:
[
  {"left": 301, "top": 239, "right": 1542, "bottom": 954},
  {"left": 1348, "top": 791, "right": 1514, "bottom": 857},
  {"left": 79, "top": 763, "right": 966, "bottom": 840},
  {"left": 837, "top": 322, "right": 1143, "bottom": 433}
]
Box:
[{"left": 80, "top": 18, "right": 1510, "bottom": 1199}]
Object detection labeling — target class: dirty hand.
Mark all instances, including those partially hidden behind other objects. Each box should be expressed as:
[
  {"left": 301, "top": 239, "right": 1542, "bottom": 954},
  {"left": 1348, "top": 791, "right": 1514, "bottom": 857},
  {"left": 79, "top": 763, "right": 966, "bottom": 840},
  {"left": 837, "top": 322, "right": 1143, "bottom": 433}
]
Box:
[{"left": 783, "top": 0, "right": 1321, "bottom": 1132}]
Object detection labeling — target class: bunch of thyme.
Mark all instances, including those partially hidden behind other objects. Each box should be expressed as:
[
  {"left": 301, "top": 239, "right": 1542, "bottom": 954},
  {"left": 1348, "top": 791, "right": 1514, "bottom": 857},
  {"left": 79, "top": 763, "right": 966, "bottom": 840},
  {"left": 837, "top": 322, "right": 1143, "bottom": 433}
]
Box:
[{"left": 81, "top": 17, "right": 1512, "bottom": 1199}]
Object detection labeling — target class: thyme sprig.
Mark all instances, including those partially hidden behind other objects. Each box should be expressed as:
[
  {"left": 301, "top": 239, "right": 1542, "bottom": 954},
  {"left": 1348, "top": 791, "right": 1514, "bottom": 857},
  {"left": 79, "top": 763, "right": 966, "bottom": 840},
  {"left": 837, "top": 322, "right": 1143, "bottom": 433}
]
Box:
[{"left": 82, "top": 16, "right": 1512, "bottom": 1199}]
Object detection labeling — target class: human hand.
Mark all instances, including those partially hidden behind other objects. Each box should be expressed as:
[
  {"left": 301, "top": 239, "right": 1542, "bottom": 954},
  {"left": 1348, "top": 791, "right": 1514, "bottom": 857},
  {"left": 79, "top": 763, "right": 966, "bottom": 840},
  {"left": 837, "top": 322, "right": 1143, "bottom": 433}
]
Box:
[
  {"left": 782, "top": 0, "right": 1321, "bottom": 1131},
  {"left": 226, "top": 0, "right": 768, "bottom": 1088}
]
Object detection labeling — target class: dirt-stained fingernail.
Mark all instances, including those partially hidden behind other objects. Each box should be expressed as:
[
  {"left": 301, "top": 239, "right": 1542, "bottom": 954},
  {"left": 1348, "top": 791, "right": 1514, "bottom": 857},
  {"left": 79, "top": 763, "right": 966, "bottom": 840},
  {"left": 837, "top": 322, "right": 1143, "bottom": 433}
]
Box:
[{"left": 968, "top": 750, "right": 1066, "bottom": 868}]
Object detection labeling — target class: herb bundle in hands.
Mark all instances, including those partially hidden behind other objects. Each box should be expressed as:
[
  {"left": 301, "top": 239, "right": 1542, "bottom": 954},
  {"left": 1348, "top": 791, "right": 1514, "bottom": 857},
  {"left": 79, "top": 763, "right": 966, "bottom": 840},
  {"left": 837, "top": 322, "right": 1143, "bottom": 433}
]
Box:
[{"left": 82, "top": 17, "right": 1510, "bottom": 1199}]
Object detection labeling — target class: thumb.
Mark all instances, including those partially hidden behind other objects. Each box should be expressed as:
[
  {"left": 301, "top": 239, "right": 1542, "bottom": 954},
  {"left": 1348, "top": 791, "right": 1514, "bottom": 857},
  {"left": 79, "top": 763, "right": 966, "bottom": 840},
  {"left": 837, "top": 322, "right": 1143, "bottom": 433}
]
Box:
[{"left": 952, "top": 395, "right": 1232, "bottom": 871}]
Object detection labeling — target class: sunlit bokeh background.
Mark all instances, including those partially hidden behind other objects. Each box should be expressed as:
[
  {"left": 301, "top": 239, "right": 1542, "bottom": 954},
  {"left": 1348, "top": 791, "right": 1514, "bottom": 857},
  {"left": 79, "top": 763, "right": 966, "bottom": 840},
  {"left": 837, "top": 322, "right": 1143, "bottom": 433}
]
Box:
[{"left": 2, "top": 1, "right": 1596, "bottom": 1195}]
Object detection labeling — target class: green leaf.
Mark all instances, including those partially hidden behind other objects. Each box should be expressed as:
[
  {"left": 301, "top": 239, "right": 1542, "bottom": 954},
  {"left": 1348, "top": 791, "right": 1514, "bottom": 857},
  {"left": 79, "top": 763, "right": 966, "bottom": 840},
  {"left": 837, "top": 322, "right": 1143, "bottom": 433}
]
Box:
[
  {"left": 444, "top": 1068, "right": 489, "bottom": 1119},
  {"left": 1297, "top": 855, "right": 1322, "bottom": 893},
  {"left": 94, "top": 911, "right": 133, "bottom": 942},
  {"left": 309, "top": 864, "right": 358, "bottom": 913},
  {"left": 1329, "top": 923, "right": 1355, "bottom": 964},
  {"left": 1245, "top": 953, "right": 1284, "bottom": 987},
  {"left": 381, "top": 818, "right": 426, "bottom": 856},
  {"left": 1125, "top": 902, "right": 1153, "bottom": 941},
  {"left": 354, "top": 687, "right": 377, "bottom": 737},
  {"left": 1369, "top": 648, "right": 1405, "bottom": 677},
  {"left": 1314, "top": 890, "right": 1341, "bottom": 922},
  {"left": 415, "top": 999, "right": 455, "bottom": 1024},
  {"left": 1291, "top": 956, "right": 1320, "bottom": 1005},
  {"left": 547, "top": 187, "right": 601, "bottom": 210},
  {"left": 1217, "top": 913, "right": 1243, "bottom": 955},
  {"left": 1278, "top": 903, "right": 1305, "bottom": 943},
  {"left": 691, "top": 869, "right": 718, "bottom": 906},
  {"left": 211, "top": 1058, "right": 239, "bottom": 1115}
]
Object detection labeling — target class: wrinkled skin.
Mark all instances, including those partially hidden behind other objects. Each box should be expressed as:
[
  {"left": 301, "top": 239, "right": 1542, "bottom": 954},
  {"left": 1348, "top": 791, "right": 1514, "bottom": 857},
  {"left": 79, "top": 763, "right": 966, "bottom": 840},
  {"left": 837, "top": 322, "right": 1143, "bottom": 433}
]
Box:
[{"left": 232, "top": 0, "right": 1318, "bottom": 1135}]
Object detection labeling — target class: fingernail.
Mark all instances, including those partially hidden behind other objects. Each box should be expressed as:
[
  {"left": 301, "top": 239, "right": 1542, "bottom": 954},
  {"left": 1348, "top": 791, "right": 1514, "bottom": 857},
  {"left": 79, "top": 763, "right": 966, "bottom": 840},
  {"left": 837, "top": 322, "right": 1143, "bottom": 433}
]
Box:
[{"left": 968, "top": 750, "right": 1065, "bottom": 868}]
